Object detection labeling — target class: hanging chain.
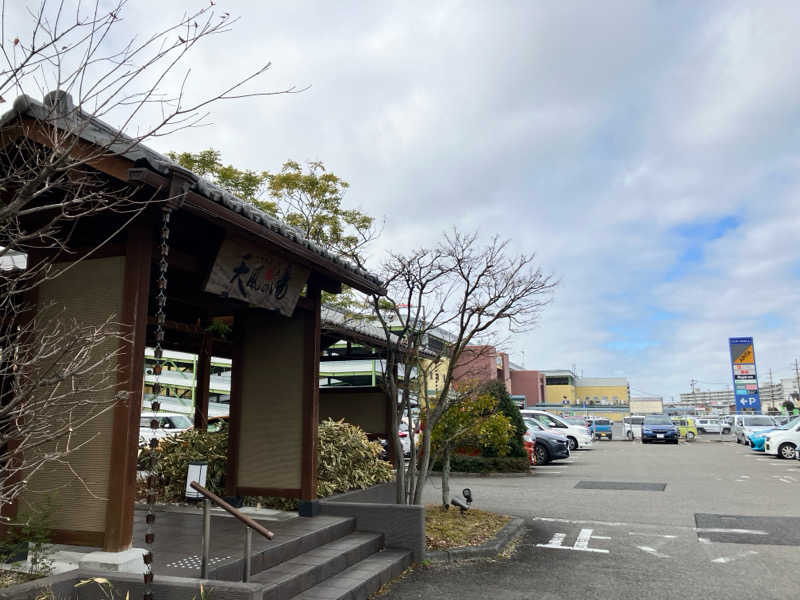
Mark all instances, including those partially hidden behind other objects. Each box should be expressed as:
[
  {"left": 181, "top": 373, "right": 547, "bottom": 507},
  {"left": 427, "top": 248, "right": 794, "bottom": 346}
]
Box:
[{"left": 143, "top": 206, "right": 172, "bottom": 600}]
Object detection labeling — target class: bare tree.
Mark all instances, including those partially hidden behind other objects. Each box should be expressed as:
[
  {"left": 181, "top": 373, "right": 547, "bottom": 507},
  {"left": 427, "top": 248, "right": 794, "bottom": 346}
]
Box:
[
  {"left": 0, "top": 0, "right": 297, "bottom": 511},
  {"left": 371, "top": 230, "right": 555, "bottom": 504}
]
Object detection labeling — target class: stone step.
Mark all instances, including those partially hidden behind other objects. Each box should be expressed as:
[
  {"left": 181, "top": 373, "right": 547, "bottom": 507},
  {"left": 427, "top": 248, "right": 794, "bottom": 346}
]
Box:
[
  {"left": 210, "top": 515, "right": 355, "bottom": 581},
  {"left": 250, "top": 531, "right": 384, "bottom": 600},
  {"left": 292, "top": 549, "right": 412, "bottom": 600}
]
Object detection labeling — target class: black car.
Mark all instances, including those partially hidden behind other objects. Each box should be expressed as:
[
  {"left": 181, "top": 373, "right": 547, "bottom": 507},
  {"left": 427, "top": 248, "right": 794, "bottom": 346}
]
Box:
[
  {"left": 525, "top": 418, "right": 570, "bottom": 464},
  {"left": 641, "top": 414, "right": 679, "bottom": 444}
]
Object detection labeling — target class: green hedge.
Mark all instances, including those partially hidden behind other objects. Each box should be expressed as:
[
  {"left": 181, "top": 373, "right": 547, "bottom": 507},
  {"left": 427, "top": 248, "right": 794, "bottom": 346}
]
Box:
[
  {"left": 433, "top": 454, "right": 530, "bottom": 473},
  {"left": 139, "top": 418, "right": 394, "bottom": 509}
]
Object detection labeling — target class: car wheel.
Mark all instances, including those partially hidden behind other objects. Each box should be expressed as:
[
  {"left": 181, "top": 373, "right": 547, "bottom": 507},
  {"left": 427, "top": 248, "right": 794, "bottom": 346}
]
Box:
[
  {"left": 567, "top": 437, "right": 578, "bottom": 451},
  {"left": 724, "top": 428, "right": 731, "bottom": 434},
  {"left": 673, "top": 439, "right": 679, "bottom": 445},
  {"left": 534, "top": 445, "right": 549, "bottom": 465},
  {"left": 626, "top": 431, "right": 633, "bottom": 441},
  {"left": 698, "top": 428, "right": 705, "bottom": 434},
  {"left": 687, "top": 431, "right": 695, "bottom": 441},
  {"left": 778, "top": 443, "right": 796, "bottom": 460},
  {"left": 608, "top": 434, "right": 612, "bottom": 441},
  {"left": 736, "top": 436, "right": 742, "bottom": 444}
]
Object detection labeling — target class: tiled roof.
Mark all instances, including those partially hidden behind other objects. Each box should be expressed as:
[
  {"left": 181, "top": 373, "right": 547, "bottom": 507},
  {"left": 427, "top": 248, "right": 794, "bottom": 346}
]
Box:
[{"left": 0, "top": 91, "right": 383, "bottom": 290}]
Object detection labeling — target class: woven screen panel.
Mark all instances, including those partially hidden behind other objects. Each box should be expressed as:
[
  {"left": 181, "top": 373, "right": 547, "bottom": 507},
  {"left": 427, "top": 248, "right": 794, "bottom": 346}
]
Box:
[
  {"left": 319, "top": 390, "right": 386, "bottom": 433},
  {"left": 237, "top": 309, "right": 306, "bottom": 490},
  {"left": 20, "top": 256, "right": 125, "bottom": 537}
]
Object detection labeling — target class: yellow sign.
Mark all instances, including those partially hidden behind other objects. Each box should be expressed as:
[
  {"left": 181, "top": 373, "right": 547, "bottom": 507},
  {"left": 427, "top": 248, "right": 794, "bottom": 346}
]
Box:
[{"left": 734, "top": 345, "right": 754, "bottom": 364}]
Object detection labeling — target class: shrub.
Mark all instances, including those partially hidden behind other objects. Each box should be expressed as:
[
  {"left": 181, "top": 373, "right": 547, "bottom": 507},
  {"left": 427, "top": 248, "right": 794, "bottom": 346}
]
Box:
[
  {"left": 317, "top": 418, "right": 395, "bottom": 497},
  {"left": 143, "top": 418, "right": 394, "bottom": 506},
  {"left": 433, "top": 454, "right": 529, "bottom": 473},
  {"left": 478, "top": 381, "right": 527, "bottom": 458}
]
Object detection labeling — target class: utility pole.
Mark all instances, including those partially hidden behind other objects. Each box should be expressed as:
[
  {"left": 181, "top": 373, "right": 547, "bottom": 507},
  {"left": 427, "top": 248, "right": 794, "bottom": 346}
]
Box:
[
  {"left": 768, "top": 368, "right": 775, "bottom": 413},
  {"left": 795, "top": 359, "right": 800, "bottom": 402}
]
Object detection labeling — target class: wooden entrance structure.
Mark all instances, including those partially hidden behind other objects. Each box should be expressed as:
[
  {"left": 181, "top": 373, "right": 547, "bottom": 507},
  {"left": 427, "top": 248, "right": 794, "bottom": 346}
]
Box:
[{"left": 0, "top": 92, "right": 384, "bottom": 552}]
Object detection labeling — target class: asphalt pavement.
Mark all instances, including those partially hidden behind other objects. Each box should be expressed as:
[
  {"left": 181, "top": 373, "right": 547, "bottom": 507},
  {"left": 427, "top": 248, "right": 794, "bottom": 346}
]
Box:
[{"left": 381, "top": 435, "right": 800, "bottom": 600}]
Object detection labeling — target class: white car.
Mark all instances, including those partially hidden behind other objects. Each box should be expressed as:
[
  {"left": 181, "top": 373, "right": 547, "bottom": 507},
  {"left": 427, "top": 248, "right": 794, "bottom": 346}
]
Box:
[
  {"left": 764, "top": 422, "right": 800, "bottom": 459},
  {"left": 734, "top": 414, "right": 776, "bottom": 445},
  {"left": 139, "top": 411, "right": 194, "bottom": 446},
  {"left": 623, "top": 415, "right": 645, "bottom": 440},
  {"left": 521, "top": 409, "right": 592, "bottom": 451},
  {"left": 695, "top": 418, "right": 731, "bottom": 434}
]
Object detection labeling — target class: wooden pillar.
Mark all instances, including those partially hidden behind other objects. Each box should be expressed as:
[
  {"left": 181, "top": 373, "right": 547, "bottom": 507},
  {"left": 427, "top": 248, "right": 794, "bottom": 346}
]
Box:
[
  {"left": 194, "top": 334, "right": 211, "bottom": 431},
  {"left": 300, "top": 285, "right": 321, "bottom": 500},
  {"left": 104, "top": 215, "right": 153, "bottom": 551},
  {"left": 225, "top": 311, "right": 245, "bottom": 497}
]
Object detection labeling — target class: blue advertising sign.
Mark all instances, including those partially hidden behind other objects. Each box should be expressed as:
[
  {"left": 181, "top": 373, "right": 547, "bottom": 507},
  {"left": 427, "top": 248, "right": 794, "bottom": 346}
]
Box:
[{"left": 729, "top": 337, "right": 761, "bottom": 413}]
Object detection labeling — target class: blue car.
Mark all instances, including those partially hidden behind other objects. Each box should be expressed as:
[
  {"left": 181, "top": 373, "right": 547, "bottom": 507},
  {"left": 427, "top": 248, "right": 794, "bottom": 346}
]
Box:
[
  {"left": 641, "top": 414, "right": 679, "bottom": 444},
  {"left": 589, "top": 418, "right": 613, "bottom": 440},
  {"left": 750, "top": 416, "right": 800, "bottom": 451}
]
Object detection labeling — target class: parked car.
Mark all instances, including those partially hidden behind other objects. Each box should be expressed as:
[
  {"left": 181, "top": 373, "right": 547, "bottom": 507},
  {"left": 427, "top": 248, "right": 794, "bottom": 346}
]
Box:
[
  {"left": 671, "top": 417, "right": 698, "bottom": 441},
  {"left": 521, "top": 409, "right": 593, "bottom": 451},
  {"left": 763, "top": 420, "right": 800, "bottom": 459},
  {"left": 734, "top": 414, "right": 777, "bottom": 445},
  {"left": 398, "top": 422, "right": 412, "bottom": 457},
  {"left": 524, "top": 417, "right": 570, "bottom": 465},
  {"left": 695, "top": 417, "right": 731, "bottom": 434},
  {"left": 589, "top": 418, "right": 613, "bottom": 440},
  {"left": 751, "top": 416, "right": 800, "bottom": 452},
  {"left": 623, "top": 415, "right": 645, "bottom": 440},
  {"left": 641, "top": 414, "right": 679, "bottom": 444},
  {"left": 139, "top": 412, "right": 193, "bottom": 445}
]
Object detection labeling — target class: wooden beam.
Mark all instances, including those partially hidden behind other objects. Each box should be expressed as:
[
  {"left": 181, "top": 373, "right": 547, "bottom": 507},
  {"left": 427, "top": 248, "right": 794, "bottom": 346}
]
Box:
[
  {"left": 104, "top": 214, "right": 153, "bottom": 552},
  {"left": 301, "top": 285, "right": 322, "bottom": 501}
]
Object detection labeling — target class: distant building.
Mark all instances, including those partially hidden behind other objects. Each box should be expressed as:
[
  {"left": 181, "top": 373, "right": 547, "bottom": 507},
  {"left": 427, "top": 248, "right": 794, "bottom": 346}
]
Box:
[
  {"left": 540, "top": 369, "right": 630, "bottom": 407},
  {"left": 630, "top": 396, "right": 664, "bottom": 415},
  {"left": 677, "top": 380, "right": 795, "bottom": 414},
  {"left": 451, "top": 346, "right": 546, "bottom": 408}
]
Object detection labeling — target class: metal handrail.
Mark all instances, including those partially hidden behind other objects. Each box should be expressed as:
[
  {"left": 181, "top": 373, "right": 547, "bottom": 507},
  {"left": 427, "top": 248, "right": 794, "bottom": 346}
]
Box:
[{"left": 189, "top": 481, "right": 274, "bottom": 581}]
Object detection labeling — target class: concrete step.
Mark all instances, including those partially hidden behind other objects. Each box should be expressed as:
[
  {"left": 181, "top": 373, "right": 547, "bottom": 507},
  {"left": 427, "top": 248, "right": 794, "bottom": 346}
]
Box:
[
  {"left": 292, "top": 549, "right": 412, "bottom": 600},
  {"left": 250, "top": 531, "right": 384, "bottom": 599},
  {"left": 210, "top": 515, "right": 355, "bottom": 581}
]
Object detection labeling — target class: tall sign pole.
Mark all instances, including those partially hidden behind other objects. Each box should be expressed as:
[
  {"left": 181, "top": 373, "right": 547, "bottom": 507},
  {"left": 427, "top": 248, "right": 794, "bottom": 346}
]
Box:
[{"left": 729, "top": 337, "right": 761, "bottom": 414}]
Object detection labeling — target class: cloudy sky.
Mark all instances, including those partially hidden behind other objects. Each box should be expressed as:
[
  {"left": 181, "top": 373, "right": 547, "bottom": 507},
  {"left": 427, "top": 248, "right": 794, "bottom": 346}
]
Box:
[{"left": 12, "top": 1, "right": 800, "bottom": 401}]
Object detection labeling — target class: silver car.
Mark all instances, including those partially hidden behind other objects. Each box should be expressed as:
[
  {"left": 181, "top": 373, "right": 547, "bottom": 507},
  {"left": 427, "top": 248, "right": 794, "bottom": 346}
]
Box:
[{"left": 734, "top": 414, "right": 776, "bottom": 445}]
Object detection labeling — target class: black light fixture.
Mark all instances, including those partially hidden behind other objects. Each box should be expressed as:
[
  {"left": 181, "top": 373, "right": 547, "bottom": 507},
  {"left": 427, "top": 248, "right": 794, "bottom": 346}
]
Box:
[{"left": 451, "top": 497, "right": 469, "bottom": 515}]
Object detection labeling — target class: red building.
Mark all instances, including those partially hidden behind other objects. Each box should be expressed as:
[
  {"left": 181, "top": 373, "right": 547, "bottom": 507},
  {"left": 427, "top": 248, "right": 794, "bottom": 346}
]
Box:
[{"left": 452, "top": 345, "right": 545, "bottom": 408}]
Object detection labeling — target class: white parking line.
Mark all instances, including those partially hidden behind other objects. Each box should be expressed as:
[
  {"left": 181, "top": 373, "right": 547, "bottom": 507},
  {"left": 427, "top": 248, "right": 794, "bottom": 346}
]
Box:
[
  {"left": 695, "top": 528, "right": 768, "bottom": 535},
  {"left": 712, "top": 550, "right": 758, "bottom": 564},
  {"left": 637, "top": 545, "right": 670, "bottom": 558},
  {"left": 536, "top": 529, "right": 610, "bottom": 554},
  {"left": 628, "top": 532, "right": 678, "bottom": 539}
]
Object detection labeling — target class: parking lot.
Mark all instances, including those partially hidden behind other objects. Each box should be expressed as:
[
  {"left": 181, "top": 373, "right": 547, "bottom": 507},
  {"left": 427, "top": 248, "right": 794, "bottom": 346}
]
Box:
[{"left": 384, "top": 435, "right": 800, "bottom": 600}]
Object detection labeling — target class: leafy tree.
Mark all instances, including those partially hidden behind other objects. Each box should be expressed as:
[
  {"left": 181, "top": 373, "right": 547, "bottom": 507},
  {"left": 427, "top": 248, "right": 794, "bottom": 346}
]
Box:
[
  {"left": 167, "top": 149, "right": 273, "bottom": 210},
  {"left": 431, "top": 388, "right": 513, "bottom": 508},
  {"left": 167, "top": 152, "right": 377, "bottom": 265}
]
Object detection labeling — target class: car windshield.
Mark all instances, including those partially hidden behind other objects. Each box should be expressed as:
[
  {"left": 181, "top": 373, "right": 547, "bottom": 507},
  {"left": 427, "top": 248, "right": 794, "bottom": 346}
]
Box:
[
  {"left": 167, "top": 415, "right": 193, "bottom": 429},
  {"left": 778, "top": 416, "right": 800, "bottom": 429},
  {"left": 743, "top": 416, "right": 775, "bottom": 427},
  {"left": 643, "top": 415, "right": 673, "bottom": 425},
  {"left": 524, "top": 418, "right": 545, "bottom": 431}
]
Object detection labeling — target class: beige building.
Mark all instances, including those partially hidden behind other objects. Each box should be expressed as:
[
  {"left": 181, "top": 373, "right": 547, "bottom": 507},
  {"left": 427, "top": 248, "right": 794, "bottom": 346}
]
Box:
[{"left": 630, "top": 396, "right": 664, "bottom": 414}]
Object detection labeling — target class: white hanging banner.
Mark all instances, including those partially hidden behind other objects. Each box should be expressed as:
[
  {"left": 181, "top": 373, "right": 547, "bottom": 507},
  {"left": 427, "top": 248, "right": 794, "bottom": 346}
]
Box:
[{"left": 205, "top": 237, "right": 310, "bottom": 316}]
